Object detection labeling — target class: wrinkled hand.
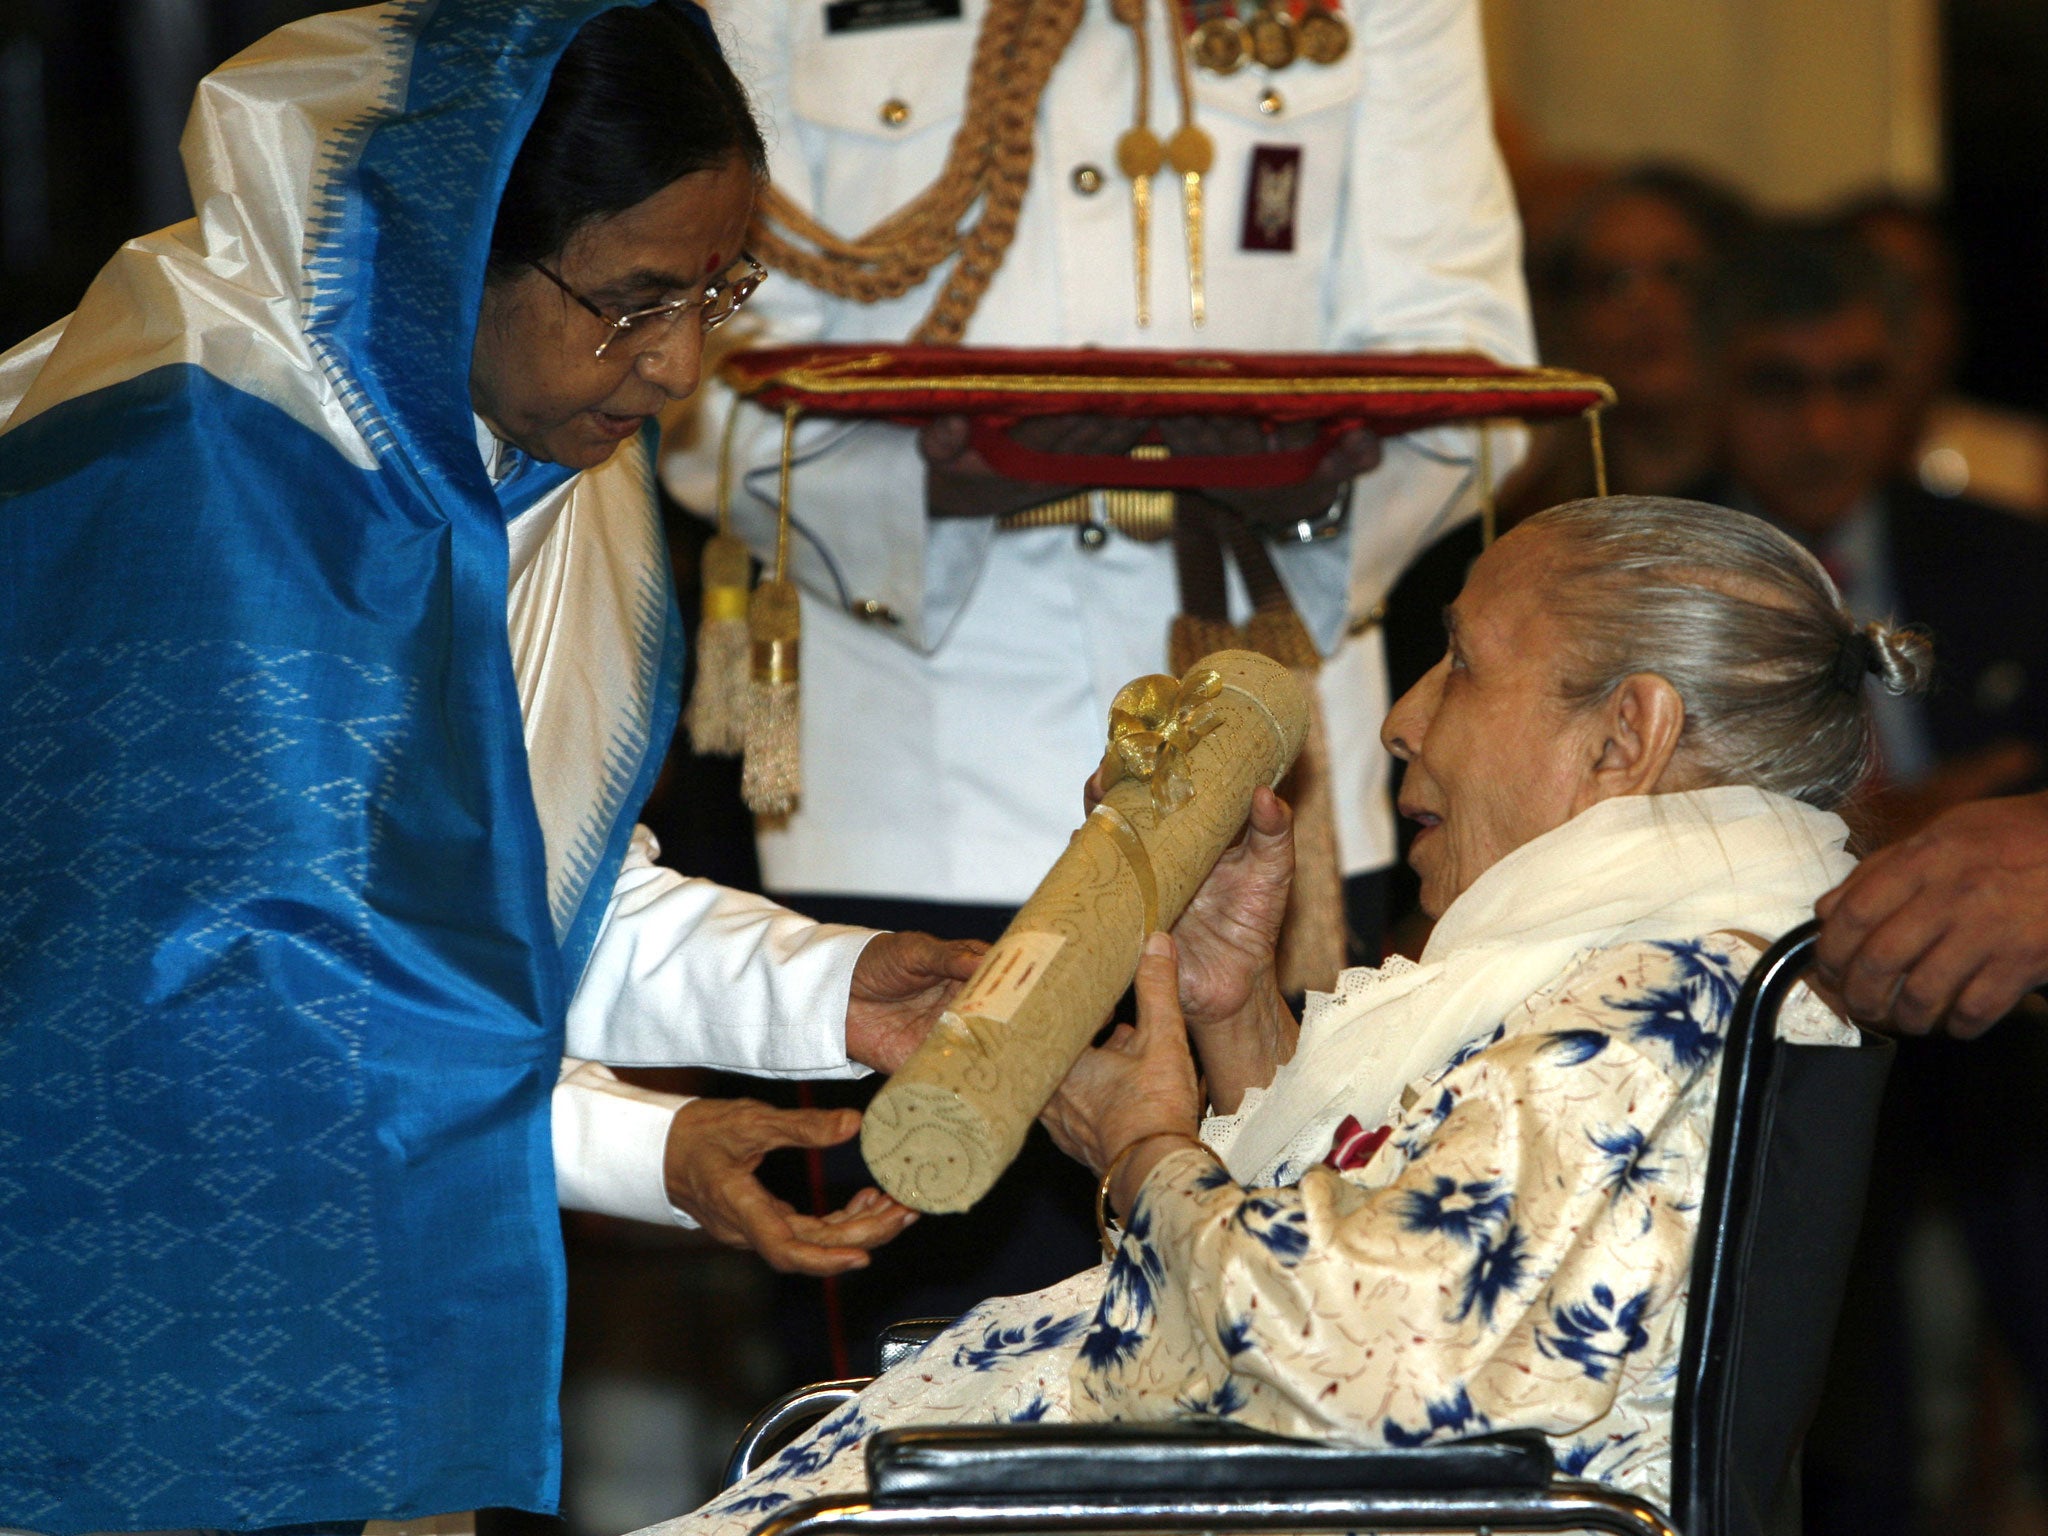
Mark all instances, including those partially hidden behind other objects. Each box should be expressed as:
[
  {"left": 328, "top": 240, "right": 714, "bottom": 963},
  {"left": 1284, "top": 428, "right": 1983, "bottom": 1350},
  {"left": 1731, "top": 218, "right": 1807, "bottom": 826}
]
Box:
[
  {"left": 663, "top": 1098, "right": 917, "bottom": 1275},
  {"left": 1154, "top": 418, "right": 1381, "bottom": 525},
  {"left": 1083, "top": 774, "right": 1300, "bottom": 1109},
  {"left": 846, "top": 929, "right": 988, "bottom": 1073},
  {"left": 920, "top": 414, "right": 1150, "bottom": 520},
  {"left": 1815, "top": 789, "right": 2048, "bottom": 1036},
  {"left": 1042, "top": 934, "right": 1204, "bottom": 1176},
  {"left": 1171, "top": 786, "right": 1295, "bottom": 1018}
]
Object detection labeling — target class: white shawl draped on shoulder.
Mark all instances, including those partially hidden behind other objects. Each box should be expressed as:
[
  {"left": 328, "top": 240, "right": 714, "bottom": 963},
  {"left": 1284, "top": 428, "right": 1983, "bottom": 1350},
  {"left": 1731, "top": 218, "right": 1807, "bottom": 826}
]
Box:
[{"left": 1206, "top": 785, "right": 1856, "bottom": 1183}]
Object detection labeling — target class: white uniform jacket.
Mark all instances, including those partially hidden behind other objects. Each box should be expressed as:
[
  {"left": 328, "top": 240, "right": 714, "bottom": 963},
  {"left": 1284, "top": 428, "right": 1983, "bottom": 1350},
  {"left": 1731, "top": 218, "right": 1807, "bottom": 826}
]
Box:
[{"left": 666, "top": 0, "right": 1534, "bottom": 903}]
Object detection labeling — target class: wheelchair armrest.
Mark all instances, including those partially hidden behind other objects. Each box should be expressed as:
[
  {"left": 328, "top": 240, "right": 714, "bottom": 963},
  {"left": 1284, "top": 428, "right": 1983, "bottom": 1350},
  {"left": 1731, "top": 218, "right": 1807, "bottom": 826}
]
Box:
[
  {"left": 875, "top": 1316, "right": 957, "bottom": 1375},
  {"left": 724, "top": 1378, "right": 874, "bottom": 1490},
  {"left": 866, "top": 1421, "right": 1555, "bottom": 1501}
]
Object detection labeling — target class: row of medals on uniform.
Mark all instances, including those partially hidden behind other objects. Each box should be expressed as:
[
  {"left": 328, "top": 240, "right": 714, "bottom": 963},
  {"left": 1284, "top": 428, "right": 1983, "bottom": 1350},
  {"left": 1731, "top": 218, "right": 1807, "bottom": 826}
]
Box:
[
  {"left": 1192, "top": 0, "right": 1350, "bottom": 73},
  {"left": 1114, "top": 0, "right": 1349, "bottom": 329}
]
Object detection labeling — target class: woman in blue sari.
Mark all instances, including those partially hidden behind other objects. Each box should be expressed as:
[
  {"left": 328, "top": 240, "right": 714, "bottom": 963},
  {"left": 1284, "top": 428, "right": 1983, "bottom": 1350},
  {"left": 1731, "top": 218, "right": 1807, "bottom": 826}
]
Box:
[{"left": 0, "top": 4, "right": 975, "bottom": 1529}]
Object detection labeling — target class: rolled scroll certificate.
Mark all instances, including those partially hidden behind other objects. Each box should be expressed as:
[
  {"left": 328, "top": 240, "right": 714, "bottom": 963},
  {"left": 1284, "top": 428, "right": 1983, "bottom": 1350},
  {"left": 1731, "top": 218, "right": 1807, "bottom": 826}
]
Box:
[{"left": 860, "top": 650, "right": 1312, "bottom": 1212}]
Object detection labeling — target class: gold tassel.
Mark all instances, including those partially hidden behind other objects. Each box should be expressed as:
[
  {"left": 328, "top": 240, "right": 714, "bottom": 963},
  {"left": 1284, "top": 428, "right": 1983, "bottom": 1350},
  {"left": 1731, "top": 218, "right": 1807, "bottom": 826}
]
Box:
[
  {"left": 742, "top": 407, "right": 803, "bottom": 818},
  {"left": 1244, "top": 606, "right": 1318, "bottom": 671},
  {"left": 685, "top": 400, "right": 753, "bottom": 755},
  {"left": 1168, "top": 613, "right": 1238, "bottom": 677}
]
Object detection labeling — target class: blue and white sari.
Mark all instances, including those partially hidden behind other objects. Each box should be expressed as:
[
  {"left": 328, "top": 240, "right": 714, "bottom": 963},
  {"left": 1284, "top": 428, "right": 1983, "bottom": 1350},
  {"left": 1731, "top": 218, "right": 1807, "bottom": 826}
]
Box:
[{"left": 0, "top": 4, "right": 681, "bottom": 1528}]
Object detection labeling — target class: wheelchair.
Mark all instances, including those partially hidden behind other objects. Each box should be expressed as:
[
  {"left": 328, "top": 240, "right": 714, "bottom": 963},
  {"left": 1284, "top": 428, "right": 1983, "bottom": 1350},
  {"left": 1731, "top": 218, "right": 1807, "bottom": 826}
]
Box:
[{"left": 722, "top": 920, "right": 1891, "bottom": 1536}]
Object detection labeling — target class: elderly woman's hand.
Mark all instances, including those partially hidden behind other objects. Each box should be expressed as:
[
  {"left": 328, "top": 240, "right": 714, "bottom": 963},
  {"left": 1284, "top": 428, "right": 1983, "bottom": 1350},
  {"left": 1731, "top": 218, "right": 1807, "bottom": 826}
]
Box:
[
  {"left": 1081, "top": 775, "right": 1302, "bottom": 1111},
  {"left": 1171, "top": 785, "right": 1300, "bottom": 1109},
  {"left": 1041, "top": 934, "right": 1204, "bottom": 1207}
]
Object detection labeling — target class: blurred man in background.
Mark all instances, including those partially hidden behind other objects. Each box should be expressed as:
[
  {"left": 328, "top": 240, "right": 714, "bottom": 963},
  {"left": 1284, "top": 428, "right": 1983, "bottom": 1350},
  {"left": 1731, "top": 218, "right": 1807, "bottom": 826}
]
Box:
[
  {"left": 1700, "top": 224, "right": 2047, "bottom": 828},
  {"left": 1498, "top": 164, "right": 1750, "bottom": 521}
]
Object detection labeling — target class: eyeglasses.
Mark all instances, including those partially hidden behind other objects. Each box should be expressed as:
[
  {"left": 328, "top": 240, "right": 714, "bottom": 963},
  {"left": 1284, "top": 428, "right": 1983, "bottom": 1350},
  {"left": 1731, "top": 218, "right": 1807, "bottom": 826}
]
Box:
[{"left": 532, "top": 254, "right": 767, "bottom": 360}]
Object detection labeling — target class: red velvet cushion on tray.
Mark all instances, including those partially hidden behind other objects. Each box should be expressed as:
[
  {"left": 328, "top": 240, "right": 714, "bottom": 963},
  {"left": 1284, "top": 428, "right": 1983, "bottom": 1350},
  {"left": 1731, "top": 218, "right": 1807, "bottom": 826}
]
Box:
[{"left": 720, "top": 344, "right": 1613, "bottom": 489}]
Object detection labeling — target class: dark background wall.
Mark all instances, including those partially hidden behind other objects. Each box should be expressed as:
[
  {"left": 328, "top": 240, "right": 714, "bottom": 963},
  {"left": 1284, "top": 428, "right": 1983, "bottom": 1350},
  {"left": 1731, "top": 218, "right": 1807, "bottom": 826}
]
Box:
[
  {"left": 0, "top": 0, "right": 330, "bottom": 349},
  {"left": 1946, "top": 0, "right": 2048, "bottom": 415}
]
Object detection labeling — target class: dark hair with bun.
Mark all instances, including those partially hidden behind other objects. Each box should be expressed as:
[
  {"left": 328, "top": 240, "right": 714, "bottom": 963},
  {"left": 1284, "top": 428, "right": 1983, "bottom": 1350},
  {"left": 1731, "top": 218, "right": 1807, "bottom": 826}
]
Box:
[
  {"left": 488, "top": 1, "right": 767, "bottom": 277},
  {"left": 1523, "top": 495, "right": 1933, "bottom": 812}
]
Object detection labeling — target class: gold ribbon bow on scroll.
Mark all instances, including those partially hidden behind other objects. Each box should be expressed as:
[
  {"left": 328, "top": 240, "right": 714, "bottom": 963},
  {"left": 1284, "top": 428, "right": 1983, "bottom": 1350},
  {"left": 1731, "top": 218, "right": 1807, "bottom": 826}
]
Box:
[{"left": 1098, "top": 668, "right": 1225, "bottom": 816}]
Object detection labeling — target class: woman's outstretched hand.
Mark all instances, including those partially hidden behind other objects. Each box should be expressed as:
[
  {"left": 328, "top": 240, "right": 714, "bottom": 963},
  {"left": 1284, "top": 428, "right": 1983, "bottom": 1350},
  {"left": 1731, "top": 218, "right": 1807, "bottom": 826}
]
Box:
[
  {"left": 1041, "top": 933, "right": 1204, "bottom": 1214},
  {"left": 662, "top": 1098, "right": 918, "bottom": 1276}
]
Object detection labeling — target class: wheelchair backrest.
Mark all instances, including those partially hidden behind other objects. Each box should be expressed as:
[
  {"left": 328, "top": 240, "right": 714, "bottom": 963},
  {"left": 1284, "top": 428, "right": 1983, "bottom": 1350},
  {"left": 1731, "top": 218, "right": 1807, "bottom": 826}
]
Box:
[{"left": 1670, "top": 921, "right": 1893, "bottom": 1536}]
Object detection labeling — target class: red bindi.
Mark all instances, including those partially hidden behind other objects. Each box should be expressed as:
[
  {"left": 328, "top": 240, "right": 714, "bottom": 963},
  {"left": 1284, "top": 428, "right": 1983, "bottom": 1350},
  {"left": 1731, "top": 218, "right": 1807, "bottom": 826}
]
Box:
[{"left": 703, "top": 252, "right": 723, "bottom": 277}]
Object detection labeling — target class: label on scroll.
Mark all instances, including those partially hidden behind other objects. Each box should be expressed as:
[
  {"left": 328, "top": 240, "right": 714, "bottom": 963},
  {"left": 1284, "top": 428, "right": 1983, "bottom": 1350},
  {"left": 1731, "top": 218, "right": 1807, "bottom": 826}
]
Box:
[{"left": 951, "top": 931, "right": 1067, "bottom": 1023}]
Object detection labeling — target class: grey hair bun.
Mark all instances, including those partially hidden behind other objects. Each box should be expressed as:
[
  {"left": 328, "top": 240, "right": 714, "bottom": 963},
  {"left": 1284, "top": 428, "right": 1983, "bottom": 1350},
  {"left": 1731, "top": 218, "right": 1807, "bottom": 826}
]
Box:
[
  {"left": 1524, "top": 495, "right": 1935, "bottom": 812},
  {"left": 1866, "top": 621, "right": 1935, "bottom": 697}
]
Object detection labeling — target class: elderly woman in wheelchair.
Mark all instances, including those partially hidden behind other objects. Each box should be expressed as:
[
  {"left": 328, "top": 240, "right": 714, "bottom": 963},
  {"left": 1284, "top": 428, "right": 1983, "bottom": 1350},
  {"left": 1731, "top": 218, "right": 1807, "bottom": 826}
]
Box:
[{"left": 650, "top": 496, "right": 1925, "bottom": 1536}]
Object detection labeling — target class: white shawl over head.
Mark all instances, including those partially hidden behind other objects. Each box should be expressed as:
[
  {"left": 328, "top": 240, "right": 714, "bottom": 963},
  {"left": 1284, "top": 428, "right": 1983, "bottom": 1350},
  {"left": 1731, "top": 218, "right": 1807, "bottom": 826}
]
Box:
[{"left": 1207, "top": 785, "right": 1855, "bottom": 1182}]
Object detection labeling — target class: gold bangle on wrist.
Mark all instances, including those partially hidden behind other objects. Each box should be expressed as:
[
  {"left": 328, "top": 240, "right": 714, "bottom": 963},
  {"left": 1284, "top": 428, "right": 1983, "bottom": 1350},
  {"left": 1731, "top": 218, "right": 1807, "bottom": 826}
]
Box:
[{"left": 1094, "top": 1130, "right": 1214, "bottom": 1260}]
